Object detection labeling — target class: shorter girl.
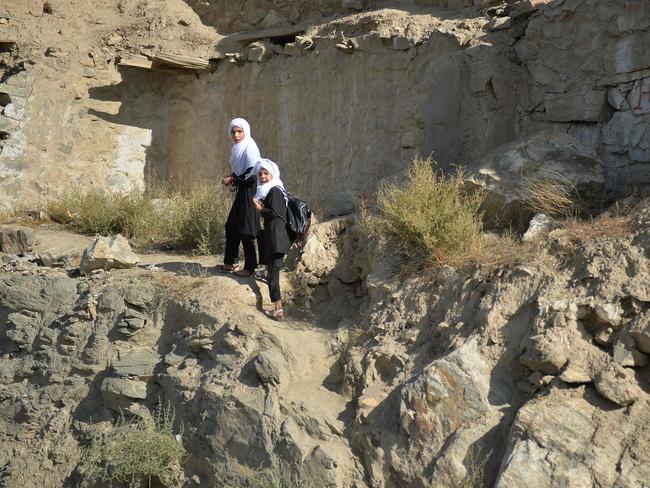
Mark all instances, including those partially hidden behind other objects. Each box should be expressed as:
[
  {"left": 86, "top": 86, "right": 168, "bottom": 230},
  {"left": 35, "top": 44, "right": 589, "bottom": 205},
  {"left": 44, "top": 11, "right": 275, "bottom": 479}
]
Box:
[{"left": 253, "top": 159, "right": 291, "bottom": 321}]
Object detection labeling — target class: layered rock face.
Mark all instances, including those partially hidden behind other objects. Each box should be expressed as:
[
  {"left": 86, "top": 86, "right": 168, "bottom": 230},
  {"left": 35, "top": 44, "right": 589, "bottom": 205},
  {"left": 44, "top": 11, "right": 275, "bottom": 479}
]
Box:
[{"left": 516, "top": 0, "right": 650, "bottom": 192}]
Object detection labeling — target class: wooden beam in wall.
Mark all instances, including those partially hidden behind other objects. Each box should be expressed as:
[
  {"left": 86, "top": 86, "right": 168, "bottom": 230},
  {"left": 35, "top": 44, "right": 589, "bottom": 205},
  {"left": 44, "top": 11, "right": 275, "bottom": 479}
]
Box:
[
  {"left": 117, "top": 53, "right": 213, "bottom": 74},
  {"left": 152, "top": 52, "right": 211, "bottom": 71},
  {"left": 218, "top": 23, "right": 308, "bottom": 47}
]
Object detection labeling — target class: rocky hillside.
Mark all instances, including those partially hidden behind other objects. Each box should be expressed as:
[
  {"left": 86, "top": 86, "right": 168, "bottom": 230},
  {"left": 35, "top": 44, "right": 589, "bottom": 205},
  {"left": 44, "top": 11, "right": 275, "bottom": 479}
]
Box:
[
  {"left": 0, "top": 209, "right": 648, "bottom": 487},
  {"left": 0, "top": 1, "right": 649, "bottom": 487}
]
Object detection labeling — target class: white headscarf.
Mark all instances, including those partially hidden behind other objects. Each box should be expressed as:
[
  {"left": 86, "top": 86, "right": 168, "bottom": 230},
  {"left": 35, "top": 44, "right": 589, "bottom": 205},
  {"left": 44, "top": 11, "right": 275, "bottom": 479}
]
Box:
[
  {"left": 228, "top": 118, "right": 261, "bottom": 178},
  {"left": 255, "top": 159, "right": 287, "bottom": 202}
]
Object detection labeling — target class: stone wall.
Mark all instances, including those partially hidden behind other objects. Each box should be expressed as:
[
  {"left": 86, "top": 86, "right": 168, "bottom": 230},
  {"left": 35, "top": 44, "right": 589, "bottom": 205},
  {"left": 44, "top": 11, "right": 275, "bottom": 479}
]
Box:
[{"left": 515, "top": 0, "right": 650, "bottom": 193}]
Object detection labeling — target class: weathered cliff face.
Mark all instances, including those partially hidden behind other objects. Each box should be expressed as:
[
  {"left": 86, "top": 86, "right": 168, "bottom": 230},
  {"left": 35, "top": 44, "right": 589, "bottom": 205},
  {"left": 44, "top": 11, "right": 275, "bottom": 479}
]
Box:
[
  {"left": 1, "top": 0, "right": 648, "bottom": 213},
  {"left": 165, "top": 11, "right": 520, "bottom": 216},
  {"left": 515, "top": 0, "right": 650, "bottom": 193},
  {"left": 166, "top": 0, "right": 650, "bottom": 214},
  {"left": 0, "top": 0, "right": 216, "bottom": 207}
]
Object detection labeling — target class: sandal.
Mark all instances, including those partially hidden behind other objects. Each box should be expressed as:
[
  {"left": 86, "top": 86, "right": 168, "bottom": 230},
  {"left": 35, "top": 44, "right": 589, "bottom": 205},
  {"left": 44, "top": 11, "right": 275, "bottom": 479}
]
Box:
[
  {"left": 264, "top": 309, "right": 284, "bottom": 321},
  {"left": 217, "top": 264, "right": 239, "bottom": 273},
  {"left": 233, "top": 269, "right": 253, "bottom": 277},
  {"left": 254, "top": 269, "right": 268, "bottom": 282}
]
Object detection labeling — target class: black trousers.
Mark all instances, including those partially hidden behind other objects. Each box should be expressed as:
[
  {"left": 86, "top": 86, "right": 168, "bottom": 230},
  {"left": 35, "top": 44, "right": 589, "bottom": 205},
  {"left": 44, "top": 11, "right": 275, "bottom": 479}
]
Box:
[
  {"left": 266, "top": 253, "right": 285, "bottom": 303},
  {"left": 224, "top": 225, "right": 258, "bottom": 272}
]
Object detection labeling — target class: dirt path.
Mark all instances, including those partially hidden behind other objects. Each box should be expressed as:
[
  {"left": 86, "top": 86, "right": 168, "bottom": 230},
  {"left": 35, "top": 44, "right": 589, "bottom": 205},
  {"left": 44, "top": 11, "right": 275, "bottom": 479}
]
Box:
[
  {"left": 258, "top": 315, "right": 349, "bottom": 426},
  {"left": 32, "top": 225, "right": 351, "bottom": 430}
]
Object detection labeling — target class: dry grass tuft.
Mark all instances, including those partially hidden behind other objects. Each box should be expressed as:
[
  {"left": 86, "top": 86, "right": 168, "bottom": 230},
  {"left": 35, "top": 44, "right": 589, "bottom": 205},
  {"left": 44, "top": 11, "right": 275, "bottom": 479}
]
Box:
[
  {"left": 460, "top": 231, "right": 534, "bottom": 269},
  {"left": 147, "top": 271, "right": 209, "bottom": 299},
  {"left": 521, "top": 171, "right": 587, "bottom": 220},
  {"left": 552, "top": 214, "right": 632, "bottom": 249},
  {"left": 46, "top": 181, "right": 231, "bottom": 254}
]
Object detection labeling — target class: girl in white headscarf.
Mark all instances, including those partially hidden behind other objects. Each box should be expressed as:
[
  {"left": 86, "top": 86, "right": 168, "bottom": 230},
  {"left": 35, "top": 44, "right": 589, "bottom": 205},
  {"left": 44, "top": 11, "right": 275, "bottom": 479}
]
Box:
[
  {"left": 219, "top": 118, "right": 263, "bottom": 276},
  {"left": 252, "top": 159, "right": 291, "bottom": 320}
]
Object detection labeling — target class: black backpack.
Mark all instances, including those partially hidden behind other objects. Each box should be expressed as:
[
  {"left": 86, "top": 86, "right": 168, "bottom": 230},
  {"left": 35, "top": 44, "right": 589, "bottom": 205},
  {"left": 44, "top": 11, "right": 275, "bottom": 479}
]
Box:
[{"left": 280, "top": 189, "right": 312, "bottom": 244}]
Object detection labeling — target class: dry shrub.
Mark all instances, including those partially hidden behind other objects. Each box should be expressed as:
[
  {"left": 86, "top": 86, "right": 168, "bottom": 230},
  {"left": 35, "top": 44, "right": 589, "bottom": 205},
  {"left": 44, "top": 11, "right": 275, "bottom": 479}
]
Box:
[
  {"left": 521, "top": 171, "right": 585, "bottom": 219},
  {"left": 215, "top": 457, "right": 293, "bottom": 488},
  {"left": 47, "top": 188, "right": 165, "bottom": 239},
  {"left": 553, "top": 214, "right": 632, "bottom": 249},
  {"left": 82, "top": 404, "right": 186, "bottom": 487},
  {"left": 173, "top": 183, "right": 230, "bottom": 254},
  {"left": 376, "top": 157, "right": 485, "bottom": 265},
  {"left": 47, "top": 182, "right": 231, "bottom": 254},
  {"left": 462, "top": 231, "right": 534, "bottom": 268}
]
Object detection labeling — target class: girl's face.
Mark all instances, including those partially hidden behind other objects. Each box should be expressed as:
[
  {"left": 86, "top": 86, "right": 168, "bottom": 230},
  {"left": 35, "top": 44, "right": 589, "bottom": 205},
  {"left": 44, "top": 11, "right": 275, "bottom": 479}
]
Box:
[
  {"left": 258, "top": 168, "right": 272, "bottom": 184},
  {"left": 231, "top": 126, "right": 245, "bottom": 143}
]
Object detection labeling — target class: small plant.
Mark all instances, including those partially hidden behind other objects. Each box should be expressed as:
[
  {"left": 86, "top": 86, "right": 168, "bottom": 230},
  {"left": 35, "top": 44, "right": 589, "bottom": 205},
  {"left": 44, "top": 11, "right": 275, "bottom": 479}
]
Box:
[
  {"left": 82, "top": 404, "right": 186, "bottom": 487},
  {"left": 231, "top": 464, "right": 292, "bottom": 488},
  {"left": 451, "top": 446, "right": 490, "bottom": 488},
  {"left": 376, "top": 157, "right": 485, "bottom": 265}
]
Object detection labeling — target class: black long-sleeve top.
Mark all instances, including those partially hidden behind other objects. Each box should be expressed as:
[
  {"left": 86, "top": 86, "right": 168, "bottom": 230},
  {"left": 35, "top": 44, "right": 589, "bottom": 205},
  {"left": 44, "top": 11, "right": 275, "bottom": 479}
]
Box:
[
  {"left": 225, "top": 167, "right": 261, "bottom": 238},
  {"left": 260, "top": 186, "right": 291, "bottom": 257}
]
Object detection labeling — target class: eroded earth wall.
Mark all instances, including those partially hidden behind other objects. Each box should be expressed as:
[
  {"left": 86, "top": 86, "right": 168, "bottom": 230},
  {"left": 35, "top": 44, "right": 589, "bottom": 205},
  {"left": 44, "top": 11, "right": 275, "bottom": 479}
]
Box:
[{"left": 165, "top": 12, "right": 521, "bottom": 216}]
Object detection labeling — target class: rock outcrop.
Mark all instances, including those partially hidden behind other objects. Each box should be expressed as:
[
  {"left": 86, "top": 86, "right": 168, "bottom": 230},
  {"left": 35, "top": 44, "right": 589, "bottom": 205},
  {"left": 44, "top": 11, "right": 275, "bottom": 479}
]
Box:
[
  {"left": 79, "top": 234, "right": 139, "bottom": 275},
  {"left": 0, "top": 225, "right": 36, "bottom": 255},
  {"left": 465, "top": 131, "right": 606, "bottom": 229}
]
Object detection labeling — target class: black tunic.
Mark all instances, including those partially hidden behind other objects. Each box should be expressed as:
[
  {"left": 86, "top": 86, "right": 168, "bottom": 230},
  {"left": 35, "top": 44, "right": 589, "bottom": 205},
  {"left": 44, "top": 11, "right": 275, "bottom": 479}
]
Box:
[
  {"left": 225, "top": 168, "right": 261, "bottom": 238},
  {"left": 261, "top": 186, "right": 292, "bottom": 258}
]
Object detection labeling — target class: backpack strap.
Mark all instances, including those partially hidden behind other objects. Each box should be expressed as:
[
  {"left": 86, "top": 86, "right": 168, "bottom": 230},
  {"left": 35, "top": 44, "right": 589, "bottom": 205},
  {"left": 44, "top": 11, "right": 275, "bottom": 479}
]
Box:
[{"left": 274, "top": 187, "right": 290, "bottom": 224}]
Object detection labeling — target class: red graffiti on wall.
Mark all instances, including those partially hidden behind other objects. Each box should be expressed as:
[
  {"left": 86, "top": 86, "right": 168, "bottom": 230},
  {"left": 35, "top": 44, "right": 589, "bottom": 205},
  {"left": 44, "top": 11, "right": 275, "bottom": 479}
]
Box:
[{"left": 633, "top": 78, "right": 650, "bottom": 114}]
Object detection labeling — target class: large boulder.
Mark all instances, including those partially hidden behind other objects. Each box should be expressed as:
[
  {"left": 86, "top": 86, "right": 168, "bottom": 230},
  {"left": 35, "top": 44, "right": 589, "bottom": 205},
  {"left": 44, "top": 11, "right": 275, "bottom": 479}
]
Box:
[
  {"left": 79, "top": 234, "right": 138, "bottom": 275},
  {"left": 464, "top": 131, "right": 605, "bottom": 229},
  {"left": 495, "top": 387, "right": 650, "bottom": 488}
]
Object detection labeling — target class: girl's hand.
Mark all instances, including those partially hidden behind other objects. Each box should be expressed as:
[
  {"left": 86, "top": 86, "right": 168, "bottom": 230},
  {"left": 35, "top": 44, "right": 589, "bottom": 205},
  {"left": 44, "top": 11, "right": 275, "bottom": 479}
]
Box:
[
  {"left": 252, "top": 198, "right": 263, "bottom": 211},
  {"left": 221, "top": 176, "right": 233, "bottom": 186}
]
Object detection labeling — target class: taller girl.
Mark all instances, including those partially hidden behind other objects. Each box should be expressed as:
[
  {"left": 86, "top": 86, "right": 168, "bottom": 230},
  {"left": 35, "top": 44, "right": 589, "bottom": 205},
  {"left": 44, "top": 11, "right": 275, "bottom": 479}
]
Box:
[{"left": 219, "top": 118, "right": 262, "bottom": 276}]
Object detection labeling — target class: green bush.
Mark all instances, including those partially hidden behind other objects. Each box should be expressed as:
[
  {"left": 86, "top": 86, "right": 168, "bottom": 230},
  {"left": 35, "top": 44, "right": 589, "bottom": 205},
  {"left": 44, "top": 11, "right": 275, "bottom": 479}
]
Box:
[
  {"left": 46, "top": 182, "right": 231, "bottom": 254},
  {"left": 82, "top": 405, "right": 186, "bottom": 487},
  {"left": 376, "top": 157, "right": 485, "bottom": 264}
]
